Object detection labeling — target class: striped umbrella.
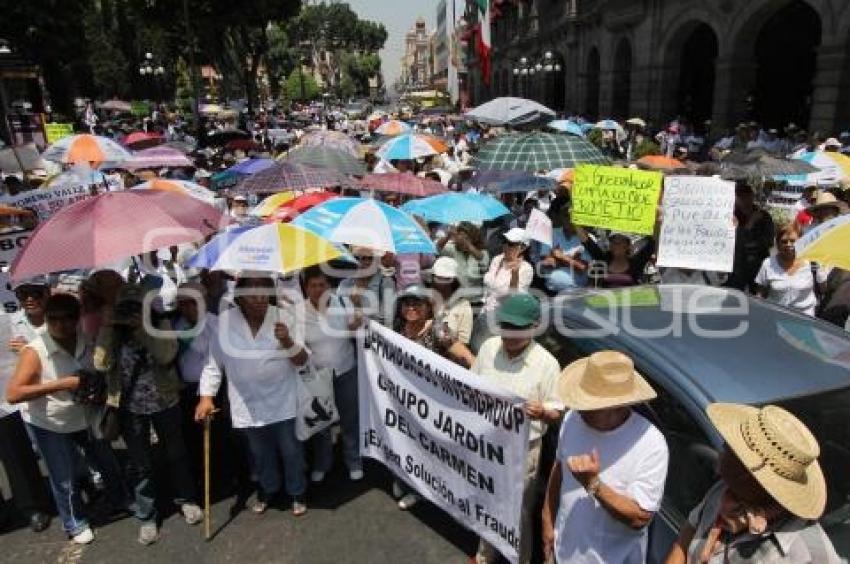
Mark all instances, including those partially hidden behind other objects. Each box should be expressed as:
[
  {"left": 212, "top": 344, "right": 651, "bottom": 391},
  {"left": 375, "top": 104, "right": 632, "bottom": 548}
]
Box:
[
  {"left": 42, "top": 134, "right": 131, "bottom": 166},
  {"left": 234, "top": 162, "right": 351, "bottom": 194},
  {"left": 251, "top": 192, "right": 297, "bottom": 217},
  {"left": 122, "top": 146, "right": 193, "bottom": 170},
  {"left": 283, "top": 146, "right": 366, "bottom": 176},
  {"left": 775, "top": 151, "right": 850, "bottom": 186},
  {"left": 475, "top": 132, "right": 609, "bottom": 171},
  {"left": 375, "top": 119, "right": 412, "bottom": 136},
  {"left": 359, "top": 173, "right": 447, "bottom": 197},
  {"left": 300, "top": 130, "right": 359, "bottom": 157},
  {"left": 131, "top": 179, "right": 216, "bottom": 204},
  {"left": 376, "top": 133, "right": 444, "bottom": 161}
]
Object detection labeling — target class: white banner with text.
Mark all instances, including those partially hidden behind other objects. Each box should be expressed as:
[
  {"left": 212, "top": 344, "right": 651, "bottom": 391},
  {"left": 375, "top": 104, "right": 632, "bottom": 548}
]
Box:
[{"left": 358, "top": 321, "right": 530, "bottom": 563}]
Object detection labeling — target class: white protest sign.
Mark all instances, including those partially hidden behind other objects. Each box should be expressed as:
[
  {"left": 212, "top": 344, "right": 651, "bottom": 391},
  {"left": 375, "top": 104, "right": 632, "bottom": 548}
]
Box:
[
  {"left": 525, "top": 208, "right": 552, "bottom": 246},
  {"left": 657, "top": 176, "right": 736, "bottom": 272},
  {"left": 0, "top": 184, "right": 94, "bottom": 222},
  {"left": 359, "top": 321, "right": 530, "bottom": 563},
  {"left": 0, "top": 228, "right": 33, "bottom": 313}
]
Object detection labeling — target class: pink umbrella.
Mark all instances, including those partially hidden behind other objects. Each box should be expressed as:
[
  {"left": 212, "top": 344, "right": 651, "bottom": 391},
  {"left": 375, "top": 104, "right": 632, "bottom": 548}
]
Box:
[
  {"left": 122, "top": 146, "right": 193, "bottom": 170},
  {"left": 11, "top": 191, "right": 230, "bottom": 282},
  {"left": 359, "top": 173, "right": 447, "bottom": 197},
  {"left": 122, "top": 131, "right": 165, "bottom": 150}
]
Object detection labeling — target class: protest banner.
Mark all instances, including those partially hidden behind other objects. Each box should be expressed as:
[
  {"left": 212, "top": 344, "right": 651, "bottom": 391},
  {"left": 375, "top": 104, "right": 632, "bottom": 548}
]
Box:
[
  {"left": 525, "top": 208, "right": 553, "bottom": 246},
  {"left": 358, "top": 321, "right": 530, "bottom": 563},
  {"left": 0, "top": 183, "right": 96, "bottom": 223},
  {"left": 44, "top": 123, "right": 75, "bottom": 145},
  {"left": 656, "top": 176, "right": 736, "bottom": 272},
  {"left": 571, "top": 165, "right": 662, "bottom": 235},
  {"left": 0, "top": 229, "right": 33, "bottom": 313}
]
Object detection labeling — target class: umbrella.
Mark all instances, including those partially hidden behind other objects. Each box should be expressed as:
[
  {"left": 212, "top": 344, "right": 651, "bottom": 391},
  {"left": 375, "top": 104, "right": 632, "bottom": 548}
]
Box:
[
  {"left": 41, "top": 134, "right": 131, "bottom": 166},
  {"left": 292, "top": 197, "right": 435, "bottom": 254},
  {"left": 99, "top": 99, "right": 132, "bottom": 113},
  {"left": 10, "top": 191, "right": 229, "bottom": 282},
  {"left": 131, "top": 179, "right": 216, "bottom": 204},
  {"left": 375, "top": 133, "right": 444, "bottom": 161},
  {"left": 225, "top": 139, "right": 264, "bottom": 153},
  {"left": 358, "top": 173, "right": 447, "bottom": 197},
  {"left": 593, "top": 119, "right": 627, "bottom": 142},
  {"left": 234, "top": 162, "right": 351, "bottom": 194},
  {"left": 226, "top": 158, "right": 276, "bottom": 176},
  {"left": 774, "top": 151, "right": 850, "bottom": 186},
  {"left": 187, "top": 222, "right": 344, "bottom": 275},
  {"left": 475, "top": 132, "right": 609, "bottom": 172},
  {"left": 636, "top": 155, "right": 689, "bottom": 173},
  {"left": 283, "top": 146, "right": 367, "bottom": 176},
  {"left": 464, "top": 96, "right": 555, "bottom": 126},
  {"left": 122, "top": 131, "right": 164, "bottom": 150},
  {"left": 401, "top": 193, "right": 510, "bottom": 224},
  {"left": 375, "top": 120, "right": 412, "bottom": 136},
  {"left": 251, "top": 192, "right": 297, "bottom": 217},
  {"left": 794, "top": 214, "right": 850, "bottom": 270},
  {"left": 207, "top": 128, "right": 251, "bottom": 146},
  {"left": 547, "top": 120, "right": 585, "bottom": 137},
  {"left": 122, "top": 146, "right": 193, "bottom": 170},
  {"left": 300, "top": 130, "right": 359, "bottom": 157},
  {"left": 482, "top": 173, "right": 556, "bottom": 194},
  {"left": 163, "top": 140, "right": 196, "bottom": 154},
  {"left": 268, "top": 192, "right": 339, "bottom": 222},
  {"left": 42, "top": 165, "right": 110, "bottom": 191},
  {"left": 722, "top": 148, "right": 820, "bottom": 180},
  {"left": 626, "top": 117, "right": 647, "bottom": 128}
]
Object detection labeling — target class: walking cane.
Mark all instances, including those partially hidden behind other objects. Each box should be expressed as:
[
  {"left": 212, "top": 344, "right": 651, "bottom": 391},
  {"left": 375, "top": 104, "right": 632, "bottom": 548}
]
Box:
[{"left": 204, "top": 414, "right": 212, "bottom": 540}]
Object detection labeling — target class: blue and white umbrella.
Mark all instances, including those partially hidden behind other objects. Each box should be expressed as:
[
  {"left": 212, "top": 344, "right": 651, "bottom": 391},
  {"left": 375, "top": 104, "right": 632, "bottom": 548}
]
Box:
[
  {"left": 293, "top": 197, "right": 436, "bottom": 254},
  {"left": 375, "top": 133, "right": 441, "bottom": 161},
  {"left": 547, "top": 120, "right": 585, "bottom": 137},
  {"left": 401, "top": 193, "right": 510, "bottom": 224}
]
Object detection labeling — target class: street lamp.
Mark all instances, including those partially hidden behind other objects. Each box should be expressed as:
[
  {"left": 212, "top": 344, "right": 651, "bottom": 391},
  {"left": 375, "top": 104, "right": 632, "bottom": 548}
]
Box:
[{"left": 138, "top": 51, "right": 165, "bottom": 102}]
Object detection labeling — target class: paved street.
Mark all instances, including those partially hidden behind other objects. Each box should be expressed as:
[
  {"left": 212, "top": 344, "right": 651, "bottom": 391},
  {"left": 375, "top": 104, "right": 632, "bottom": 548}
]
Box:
[{"left": 2, "top": 460, "right": 476, "bottom": 564}]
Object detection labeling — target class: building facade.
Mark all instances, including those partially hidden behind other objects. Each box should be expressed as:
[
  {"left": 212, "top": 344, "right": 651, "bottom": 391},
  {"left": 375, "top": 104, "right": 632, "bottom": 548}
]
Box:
[
  {"left": 464, "top": 0, "right": 850, "bottom": 133},
  {"left": 399, "top": 17, "right": 432, "bottom": 91},
  {"left": 432, "top": 0, "right": 450, "bottom": 92}
]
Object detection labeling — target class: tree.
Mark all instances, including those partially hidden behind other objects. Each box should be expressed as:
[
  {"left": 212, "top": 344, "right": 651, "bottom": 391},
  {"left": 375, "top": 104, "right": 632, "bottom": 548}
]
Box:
[
  {"left": 285, "top": 68, "right": 319, "bottom": 102},
  {"left": 83, "top": 9, "right": 131, "bottom": 99}
]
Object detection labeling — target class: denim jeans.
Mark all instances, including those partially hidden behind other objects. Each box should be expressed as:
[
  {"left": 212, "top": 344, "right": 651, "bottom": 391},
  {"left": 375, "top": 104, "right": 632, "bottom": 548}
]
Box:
[
  {"left": 24, "top": 424, "right": 91, "bottom": 536},
  {"left": 120, "top": 404, "right": 197, "bottom": 522},
  {"left": 313, "top": 366, "right": 361, "bottom": 474},
  {"left": 242, "top": 418, "right": 306, "bottom": 500}
]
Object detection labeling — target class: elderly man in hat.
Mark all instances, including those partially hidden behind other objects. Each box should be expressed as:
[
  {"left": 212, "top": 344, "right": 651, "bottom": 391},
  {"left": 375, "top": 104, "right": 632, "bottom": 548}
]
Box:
[
  {"left": 472, "top": 293, "right": 562, "bottom": 564},
  {"left": 542, "top": 350, "right": 669, "bottom": 563},
  {"left": 664, "top": 403, "right": 840, "bottom": 563}
]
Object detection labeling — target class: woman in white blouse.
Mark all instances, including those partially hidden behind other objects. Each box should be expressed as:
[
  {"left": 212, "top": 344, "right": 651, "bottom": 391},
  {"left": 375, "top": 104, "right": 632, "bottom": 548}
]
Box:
[
  {"left": 754, "top": 223, "right": 822, "bottom": 316},
  {"left": 195, "top": 275, "right": 310, "bottom": 516},
  {"left": 472, "top": 228, "right": 534, "bottom": 352},
  {"left": 299, "top": 266, "right": 364, "bottom": 483}
]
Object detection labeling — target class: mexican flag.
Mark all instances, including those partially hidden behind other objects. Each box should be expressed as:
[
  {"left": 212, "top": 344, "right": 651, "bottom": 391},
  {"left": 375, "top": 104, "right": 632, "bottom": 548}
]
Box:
[{"left": 475, "top": 0, "right": 491, "bottom": 85}]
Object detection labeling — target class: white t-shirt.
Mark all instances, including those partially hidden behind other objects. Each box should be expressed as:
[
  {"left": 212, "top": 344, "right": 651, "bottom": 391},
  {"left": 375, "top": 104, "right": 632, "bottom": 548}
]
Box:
[
  {"left": 482, "top": 254, "right": 534, "bottom": 312},
  {"left": 301, "top": 295, "right": 356, "bottom": 375},
  {"left": 554, "top": 410, "right": 669, "bottom": 564},
  {"left": 754, "top": 256, "right": 821, "bottom": 316}
]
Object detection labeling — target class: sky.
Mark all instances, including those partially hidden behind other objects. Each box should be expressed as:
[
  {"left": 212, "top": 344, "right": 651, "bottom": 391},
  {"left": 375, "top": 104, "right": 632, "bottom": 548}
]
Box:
[{"left": 343, "top": 0, "right": 436, "bottom": 90}]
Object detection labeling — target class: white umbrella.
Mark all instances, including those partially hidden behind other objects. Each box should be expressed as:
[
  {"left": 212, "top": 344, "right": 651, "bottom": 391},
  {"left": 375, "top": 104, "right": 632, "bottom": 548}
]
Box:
[{"left": 464, "top": 97, "right": 556, "bottom": 126}]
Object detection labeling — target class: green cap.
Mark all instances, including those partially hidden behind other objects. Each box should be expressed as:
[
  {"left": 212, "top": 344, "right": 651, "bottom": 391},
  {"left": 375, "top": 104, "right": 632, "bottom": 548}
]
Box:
[{"left": 496, "top": 293, "right": 541, "bottom": 327}]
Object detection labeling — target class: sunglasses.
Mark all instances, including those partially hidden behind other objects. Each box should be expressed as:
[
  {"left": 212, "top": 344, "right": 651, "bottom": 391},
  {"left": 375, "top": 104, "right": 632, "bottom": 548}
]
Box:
[{"left": 16, "top": 287, "right": 47, "bottom": 300}]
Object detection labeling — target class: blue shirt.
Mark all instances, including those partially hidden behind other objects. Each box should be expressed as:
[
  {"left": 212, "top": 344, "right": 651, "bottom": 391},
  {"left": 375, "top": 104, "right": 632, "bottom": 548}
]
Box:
[{"left": 539, "top": 229, "right": 592, "bottom": 291}]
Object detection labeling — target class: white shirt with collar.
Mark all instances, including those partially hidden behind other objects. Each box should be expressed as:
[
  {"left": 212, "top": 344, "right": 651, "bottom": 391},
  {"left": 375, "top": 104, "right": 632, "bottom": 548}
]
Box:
[{"left": 200, "top": 305, "right": 306, "bottom": 428}]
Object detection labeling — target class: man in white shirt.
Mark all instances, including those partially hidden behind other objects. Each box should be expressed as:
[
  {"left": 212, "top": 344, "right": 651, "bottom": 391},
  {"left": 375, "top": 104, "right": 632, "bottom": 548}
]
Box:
[
  {"left": 472, "top": 293, "right": 562, "bottom": 564},
  {"left": 542, "top": 350, "right": 669, "bottom": 563}
]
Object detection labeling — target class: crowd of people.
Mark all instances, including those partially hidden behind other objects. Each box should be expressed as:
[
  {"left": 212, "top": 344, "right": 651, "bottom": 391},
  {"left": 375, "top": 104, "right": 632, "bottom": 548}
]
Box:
[{"left": 0, "top": 102, "right": 847, "bottom": 563}]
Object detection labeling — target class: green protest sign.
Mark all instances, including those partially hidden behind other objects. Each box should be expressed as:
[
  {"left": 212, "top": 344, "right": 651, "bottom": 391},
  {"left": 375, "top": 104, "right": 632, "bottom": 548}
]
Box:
[
  {"left": 130, "top": 101, "right": 150, "bottom": 117},
  {"left": 44, "top": 123, "right": 74, "bottom": 144},
  {"left": 571, "top": 165, "right": 663, "bottom": 235}
]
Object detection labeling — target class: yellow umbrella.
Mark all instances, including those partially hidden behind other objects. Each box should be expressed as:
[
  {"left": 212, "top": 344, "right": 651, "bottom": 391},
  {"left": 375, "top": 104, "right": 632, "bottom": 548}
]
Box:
[
  {"left": 250, "top": 192, "right": 297, "bottom": 217},
  {"left": 795, "top": 215, "right": 850, "bottom": 269}
]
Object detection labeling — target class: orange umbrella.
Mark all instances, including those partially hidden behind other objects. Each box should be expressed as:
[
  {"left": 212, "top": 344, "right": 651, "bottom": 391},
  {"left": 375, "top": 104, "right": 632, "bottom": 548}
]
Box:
[
  {"left": 41, "top": 134, "right": 131, "bottom": 166},
  {"left": 636, "top": 155, "right": 688, "bottom": 172}
]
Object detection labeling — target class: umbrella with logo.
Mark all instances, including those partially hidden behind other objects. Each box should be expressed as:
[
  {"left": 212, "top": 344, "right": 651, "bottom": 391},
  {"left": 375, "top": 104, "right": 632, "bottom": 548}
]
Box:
[
  {"left": 293, "top": 197, "right": 435, "bottom": 254},
  {"left": 10, "top": 191, "right": 229, "bottom": 281},
  {"left": 282, "top": 146, "right": 366, "bottom": 176},
  {"left": 42, "top": 134, "right": 131, "bottom": 166},
  {"left": 464, "top": 96, "right": 555, "bottom": 126},
  {"left": 794, "top": 214, "right": 850, "bottom": 270},
  {"left": 234, "top": 162, "right": 351, "bottom": 194},
  {"left": 401, "top": 193, "right": 510, "bottom": 224},
  {"left": 358, "top": 173, "right": 446, "bottom": 197},
  {"left": 475, "top": 131, "right": 609, "bottom": 172}
]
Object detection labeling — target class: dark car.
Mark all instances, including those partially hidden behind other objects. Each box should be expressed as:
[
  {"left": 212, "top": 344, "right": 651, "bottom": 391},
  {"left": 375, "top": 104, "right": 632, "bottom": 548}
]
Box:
[{"left": 540, "top": 285, "right": 850, "bottom": 562}]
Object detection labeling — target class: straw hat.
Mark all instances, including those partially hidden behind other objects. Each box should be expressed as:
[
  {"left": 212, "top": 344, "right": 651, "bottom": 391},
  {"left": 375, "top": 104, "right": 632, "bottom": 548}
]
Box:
[
  {"left": 558, "top": 351, "right": 657, "bottom": 411},
  {"left": 806, "top": 190, "right": 849, "bottom": 214},
  {"left": 706, "top": 403, "right": 826, "bottom": 520}
]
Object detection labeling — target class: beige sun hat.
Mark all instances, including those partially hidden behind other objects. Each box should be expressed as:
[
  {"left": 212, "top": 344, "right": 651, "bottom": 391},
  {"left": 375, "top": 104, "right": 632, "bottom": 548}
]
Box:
[
  {"left": 558, "top": 351, "right": 657, "bottom": 411},
  {"left": 806, "top": 190, "right": 849, "bottom": 214},
  {"left": 706, "top": 403, "right": 826, "bottom": 520}
]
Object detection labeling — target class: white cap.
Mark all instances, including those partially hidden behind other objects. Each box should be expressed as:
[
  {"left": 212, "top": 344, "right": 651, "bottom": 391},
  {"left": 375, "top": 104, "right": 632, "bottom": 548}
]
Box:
[
  {"left": 824, "top": 137, "right": 842, "bottom": 148},
  {"left": 503, "top": 227, "right": 530, "bottom": 245},
  {"left": 431, "top": 256, "right": 458, "bottom": 279}
]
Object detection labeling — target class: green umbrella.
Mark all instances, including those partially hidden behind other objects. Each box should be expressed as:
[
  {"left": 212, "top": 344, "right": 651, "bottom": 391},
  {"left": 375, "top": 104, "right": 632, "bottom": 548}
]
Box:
[
  {"left": 282, "top": 146, "right": 367, "bottom": 176},
  {"left": 475, "top": 131, "right": 609, "bottom": 171}
]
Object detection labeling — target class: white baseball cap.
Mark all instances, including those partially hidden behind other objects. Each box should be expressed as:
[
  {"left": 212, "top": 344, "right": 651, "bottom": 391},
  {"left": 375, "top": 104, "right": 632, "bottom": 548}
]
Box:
[
  {"left": 503, "top": 227, "right": 530, "bottom": 245},
  {"left": 431, "top": 256, "right": 458, "bottom": 279}
]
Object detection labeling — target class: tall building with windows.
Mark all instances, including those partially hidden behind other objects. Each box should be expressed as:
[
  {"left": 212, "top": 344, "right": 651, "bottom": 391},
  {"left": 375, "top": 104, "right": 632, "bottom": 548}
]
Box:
[
  {"left": 399, "top": 17, "right": 431, "bottom": 91},
  {"left": 464, "top": 0, "right": 850, "bottom": 133}
]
